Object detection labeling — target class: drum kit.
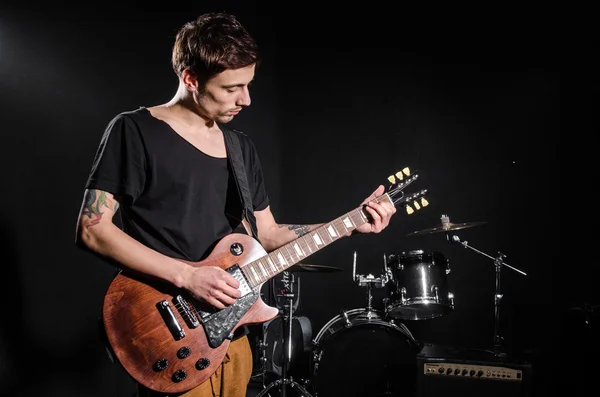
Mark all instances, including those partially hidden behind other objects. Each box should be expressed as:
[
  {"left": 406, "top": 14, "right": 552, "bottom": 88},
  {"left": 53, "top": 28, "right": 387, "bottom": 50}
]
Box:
[{"left": 248, "top": 214, "right": 527, "bottom": 397}]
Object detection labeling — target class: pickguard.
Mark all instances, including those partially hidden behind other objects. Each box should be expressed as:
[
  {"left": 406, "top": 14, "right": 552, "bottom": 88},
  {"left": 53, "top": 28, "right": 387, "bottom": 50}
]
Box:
[{"left": 198, "top": 287, "right": 259, "bottom": 348}]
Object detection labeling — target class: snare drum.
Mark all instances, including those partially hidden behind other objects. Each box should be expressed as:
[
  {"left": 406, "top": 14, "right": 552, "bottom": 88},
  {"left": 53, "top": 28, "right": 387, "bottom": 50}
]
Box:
[
  {"left": 311, "top": 308, "right": 419, "bottom": 397},
  {"left": 385, "top": 250, "right": 454, "bottom": 320}
]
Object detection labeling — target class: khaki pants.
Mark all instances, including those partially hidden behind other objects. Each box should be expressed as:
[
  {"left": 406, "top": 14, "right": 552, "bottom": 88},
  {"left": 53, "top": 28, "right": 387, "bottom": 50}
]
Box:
[{"left": 137, "top": 336, "right": 253, "bottom": 397}]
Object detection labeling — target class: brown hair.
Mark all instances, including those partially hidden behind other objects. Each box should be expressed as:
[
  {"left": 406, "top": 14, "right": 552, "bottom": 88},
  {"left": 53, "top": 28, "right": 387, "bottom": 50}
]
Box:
[{"left": 172, "top": 12, "right": 259, "bottom": 86}]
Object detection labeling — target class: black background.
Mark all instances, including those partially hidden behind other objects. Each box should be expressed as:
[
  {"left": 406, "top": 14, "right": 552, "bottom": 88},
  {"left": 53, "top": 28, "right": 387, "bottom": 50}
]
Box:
[{"left": 0, "top": 2, "right": 573, "bottom": 397}]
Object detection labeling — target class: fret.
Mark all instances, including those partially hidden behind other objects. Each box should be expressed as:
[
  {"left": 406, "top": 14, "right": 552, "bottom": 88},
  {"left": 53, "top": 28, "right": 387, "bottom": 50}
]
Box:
[
  {"left": 357, "top": 208, "right": 369, "bottom": 224},
  {"left": 378, "top": 194, "right": 392, "bottom": 206},
  {"left": 246, "top": 264, "right": 259, "bottom": 285},
  {"left": 334, "top": 218, "right": 348, "bottom": 236},
  {"left": 249, "top": 265, "right": 261, "bottom": 284},
  {"left": 311, "top": 230, "right": 324, "bottom": 247},
  {"left": 279, "top": 245, "right": 294, "bottom": 268},
  {"left": 268, "top": 252, "right": 282, "bottom": 271},
  {"left": 342, "top": 215, "right": 355, "bottom": 230},
  {"left": 292, "top": 241, "right": 306, "bottom": 259},
  {"left": 301, "top": 235, "right": 314, "bottom": 254},
  {"left": 283, "top": 244, "right": 299, "bottom": 265},
  {"left": 318, "top": 227, "right": 333, "bottom": 245},
  {"left": 255, "top": 258, "right": 268, "bottom": 278},
  {"left": 257, "top": 261, "right": 268, "bottom": 278},
  {"left": 351, "top": 209, "right": 364, "bottom": 225},
  {"left": 241, "top": 266, "right": 253, "bottom": 286},
  {"left": 276, "top": 251, "right": 288, "bottom": 268},
  {"left": 326, "top": 224, "right": 338, "bottom": 239},
  {"left": 265, "top": 256, "right": 278, "bottom": 273}
]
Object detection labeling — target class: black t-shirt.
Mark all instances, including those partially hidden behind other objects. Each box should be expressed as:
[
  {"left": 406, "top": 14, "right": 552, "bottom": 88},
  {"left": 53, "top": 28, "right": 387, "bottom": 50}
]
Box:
[{"left": 85, "top": 107, "right": 269, "bottom": 261}]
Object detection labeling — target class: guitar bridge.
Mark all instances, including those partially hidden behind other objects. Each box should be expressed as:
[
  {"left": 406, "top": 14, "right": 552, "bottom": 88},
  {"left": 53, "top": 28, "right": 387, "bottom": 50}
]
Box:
[{"left": 175, "top": 295, "right": 200, "bottom": 329}]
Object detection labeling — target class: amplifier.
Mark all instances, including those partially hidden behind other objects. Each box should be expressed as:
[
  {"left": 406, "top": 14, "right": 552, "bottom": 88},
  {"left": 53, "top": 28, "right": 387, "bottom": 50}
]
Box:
[{"left": 416, "top": 343, "right": 533, "bottom": 397}]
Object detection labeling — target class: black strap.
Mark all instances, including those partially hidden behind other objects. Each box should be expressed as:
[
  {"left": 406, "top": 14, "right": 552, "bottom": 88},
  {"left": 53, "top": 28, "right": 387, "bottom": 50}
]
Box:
[{"left": 221, "top": 127, "right": 259, "bottom": 240}]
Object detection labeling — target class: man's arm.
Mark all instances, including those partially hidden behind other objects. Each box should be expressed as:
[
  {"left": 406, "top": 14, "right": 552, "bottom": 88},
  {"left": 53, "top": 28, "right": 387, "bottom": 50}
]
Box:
[
  {"left": 253, "top": 205, "right": 324, "bottom": 252},
  {"left": 254, "top": 185, "right": 396, "bottom": 252},
  {"left": 75, "top": 188, "right": 241, "bottom": 309}
]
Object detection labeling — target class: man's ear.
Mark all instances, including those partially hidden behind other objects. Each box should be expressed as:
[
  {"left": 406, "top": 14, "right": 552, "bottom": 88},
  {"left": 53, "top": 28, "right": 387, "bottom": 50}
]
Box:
[{"left": 182, "top": 69, "right": 199, "bottom": 91}]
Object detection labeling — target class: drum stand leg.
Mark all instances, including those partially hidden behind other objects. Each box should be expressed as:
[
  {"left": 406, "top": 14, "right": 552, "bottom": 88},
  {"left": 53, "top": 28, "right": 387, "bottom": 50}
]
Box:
[
  {"left": 493, "top": 255, "right": 505, "bottom": 357},
  {"left": 255, "top": 293, "right": 314, "bottom": 397}
]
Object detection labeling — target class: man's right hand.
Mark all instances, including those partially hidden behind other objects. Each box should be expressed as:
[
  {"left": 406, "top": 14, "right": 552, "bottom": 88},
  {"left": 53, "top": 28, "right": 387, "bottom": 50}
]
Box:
[{"left": 184, "top": 266, "right": 242, "bottom": 309}]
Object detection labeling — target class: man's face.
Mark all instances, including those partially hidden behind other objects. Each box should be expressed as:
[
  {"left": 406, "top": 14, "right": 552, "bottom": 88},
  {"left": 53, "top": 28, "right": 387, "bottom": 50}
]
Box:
[{"left": 195, "top": 64, "right": 255, "bottom": 123}]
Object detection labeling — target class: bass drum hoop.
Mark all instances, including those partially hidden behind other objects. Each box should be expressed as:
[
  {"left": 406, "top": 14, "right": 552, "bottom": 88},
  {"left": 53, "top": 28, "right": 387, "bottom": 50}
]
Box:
[{"left": 313, "top": 307, "right": 416, "bottom": 346}]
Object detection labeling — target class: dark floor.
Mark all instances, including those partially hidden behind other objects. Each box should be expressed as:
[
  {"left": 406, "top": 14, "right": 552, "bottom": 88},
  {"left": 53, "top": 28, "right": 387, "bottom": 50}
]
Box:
[
  {"left": 242, "top": 302, "right": 600, "bottom": 397},
  {"left": 244, "top": 341, "right": 555, "bottom": 397}
]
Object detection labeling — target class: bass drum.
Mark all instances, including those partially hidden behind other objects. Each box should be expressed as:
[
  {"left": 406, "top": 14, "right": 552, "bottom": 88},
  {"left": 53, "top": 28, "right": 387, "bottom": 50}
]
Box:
[{"left": 311, "top": 308, "right": 420, "bottom": 397}]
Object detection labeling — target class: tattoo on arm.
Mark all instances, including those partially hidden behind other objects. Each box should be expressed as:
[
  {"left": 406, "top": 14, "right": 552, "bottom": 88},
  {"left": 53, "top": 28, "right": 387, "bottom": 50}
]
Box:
[
  {"left": 278, "top": 224, "right": 311, "bottom": 237},
  {"left": 82, "top": 190, "right": 118, "bottom": 228}
]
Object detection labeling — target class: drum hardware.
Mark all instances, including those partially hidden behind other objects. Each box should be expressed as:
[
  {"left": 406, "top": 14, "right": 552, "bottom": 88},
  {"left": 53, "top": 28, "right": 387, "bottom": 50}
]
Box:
[
  {"left": 351, "top": 250, "right": 390, "bottom": 312},
  {"left": 256, "top": 270, "right": 314, "bottom": 397},
  {"left": 406, "top": 214, "right": 487, "bottom": 236},
  {"left": 449, "top": 233, "right": 527, "bottom": 357}
]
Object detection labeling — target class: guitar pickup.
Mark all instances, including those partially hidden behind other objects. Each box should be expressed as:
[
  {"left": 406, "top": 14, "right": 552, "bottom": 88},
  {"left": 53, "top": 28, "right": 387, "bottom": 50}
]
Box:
[
  {"left": 156, "top": 300, "right": 185, "bottom": 340},
  {"left": 175, "top": 295, "right": 200, "bottom": 329},
  {"left": 227, "top": 264, "right": 252, "bottom": 296}
]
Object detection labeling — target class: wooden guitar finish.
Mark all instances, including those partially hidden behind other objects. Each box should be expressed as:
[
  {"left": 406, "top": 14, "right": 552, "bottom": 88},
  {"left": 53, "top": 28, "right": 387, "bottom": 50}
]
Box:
[{"left": 103, "top": 234, "right": 278, "bottom": 394}]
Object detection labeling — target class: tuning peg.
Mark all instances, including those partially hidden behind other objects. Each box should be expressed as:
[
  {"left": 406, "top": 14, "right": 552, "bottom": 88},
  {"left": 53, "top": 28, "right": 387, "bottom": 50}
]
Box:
[
  {"left": 421, "top": 197, "right": 429, "bottom": 207},
  {"left": 413, "top": 200, "right": 421, "bottom": 210},
  {"left": 406, "top": 205, "right": 414, "bottom": 215},
  {"left": 402, "top": 167, "right": 410, "bottom": 176},
  {"left": 394, "top": 171, "right": 404, "bottom": 181},
  {"left": 387, "top": 175, "right": 396, "bottom": 184}
]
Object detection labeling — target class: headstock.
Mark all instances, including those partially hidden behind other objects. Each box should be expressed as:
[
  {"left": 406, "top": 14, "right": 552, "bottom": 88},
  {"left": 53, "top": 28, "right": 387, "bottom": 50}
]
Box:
[{"left": 385, "top": 167, "right": 429, "bottom": 215}]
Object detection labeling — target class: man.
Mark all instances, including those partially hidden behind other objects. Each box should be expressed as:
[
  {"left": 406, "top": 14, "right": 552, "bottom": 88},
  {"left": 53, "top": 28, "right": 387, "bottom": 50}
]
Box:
[{"left": 75, "top": 12, "right": 396, "bottom": 397}]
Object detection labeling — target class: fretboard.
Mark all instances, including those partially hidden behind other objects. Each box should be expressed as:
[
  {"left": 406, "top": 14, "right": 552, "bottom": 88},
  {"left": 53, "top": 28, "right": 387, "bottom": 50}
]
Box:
[{"left": 241, "top": 193, "right": 393, "bottom": 288}]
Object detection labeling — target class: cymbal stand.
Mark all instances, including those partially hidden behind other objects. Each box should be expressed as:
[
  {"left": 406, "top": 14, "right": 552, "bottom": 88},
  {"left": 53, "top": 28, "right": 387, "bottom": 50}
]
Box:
[
  {"left": 256, "top": 271, "right": 313, "bottom": 397},
  {"left": 448, "top": 234, "right": 527, "bottom": 357}
]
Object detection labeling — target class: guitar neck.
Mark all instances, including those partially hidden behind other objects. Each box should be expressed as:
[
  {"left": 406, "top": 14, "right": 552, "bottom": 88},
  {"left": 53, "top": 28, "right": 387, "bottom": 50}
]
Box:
[{"left": 241, "top": 193, "right": 393, "bottom": 288}]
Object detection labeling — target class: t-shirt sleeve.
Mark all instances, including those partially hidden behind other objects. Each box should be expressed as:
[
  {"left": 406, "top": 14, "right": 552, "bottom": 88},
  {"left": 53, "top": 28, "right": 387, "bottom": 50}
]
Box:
[{"left": 85, "top": 113, "right": 146, "bottom": 203}]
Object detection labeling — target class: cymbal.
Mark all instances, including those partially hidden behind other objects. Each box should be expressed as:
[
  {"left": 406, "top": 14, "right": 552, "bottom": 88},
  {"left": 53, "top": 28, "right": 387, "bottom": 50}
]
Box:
[
  {"left": 406, "top": 221, "right": 487, "bottom": 236},
  {"left": 289, "top": 263, "right": 343, "bottom": 272}
]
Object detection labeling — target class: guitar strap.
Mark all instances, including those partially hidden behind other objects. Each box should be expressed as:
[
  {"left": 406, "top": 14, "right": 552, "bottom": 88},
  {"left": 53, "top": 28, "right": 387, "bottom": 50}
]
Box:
[{"left": 221, "top": 126, "right": 259, "bottom": 241}]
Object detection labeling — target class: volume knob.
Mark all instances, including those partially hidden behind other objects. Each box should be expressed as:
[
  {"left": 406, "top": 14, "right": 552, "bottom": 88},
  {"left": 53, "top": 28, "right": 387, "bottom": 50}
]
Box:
[
  {"left": 196, "top": 357, "right": 210, "bottom": 370},
  {"left": 177, "top": 346, "right": 192, "bottom": 359},
  {"left": 172, "top": 369, "right": 187, "bottom": 382},
  {"left": 153, "top": 358, "right": 168, "bottom": 372}
]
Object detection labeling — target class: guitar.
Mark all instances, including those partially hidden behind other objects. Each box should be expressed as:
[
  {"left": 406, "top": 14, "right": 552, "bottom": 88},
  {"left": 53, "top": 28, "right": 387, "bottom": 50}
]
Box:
[{"left": 101, "top": 167, "right": 428, "bottom": 393}]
